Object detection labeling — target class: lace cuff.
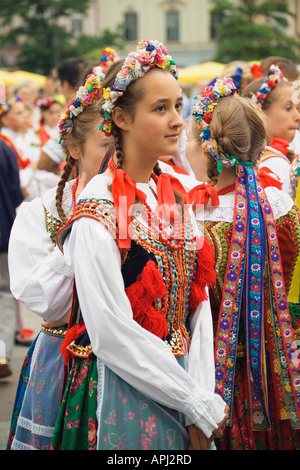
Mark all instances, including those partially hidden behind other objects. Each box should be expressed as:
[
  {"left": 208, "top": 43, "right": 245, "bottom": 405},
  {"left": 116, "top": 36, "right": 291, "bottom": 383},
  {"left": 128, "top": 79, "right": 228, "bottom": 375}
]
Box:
[
  {"left": 184, "top": 389, "right": 226, "bottom": 438},
  {"left": 47, "top": 247, "right": 74, "bottom": 277}
]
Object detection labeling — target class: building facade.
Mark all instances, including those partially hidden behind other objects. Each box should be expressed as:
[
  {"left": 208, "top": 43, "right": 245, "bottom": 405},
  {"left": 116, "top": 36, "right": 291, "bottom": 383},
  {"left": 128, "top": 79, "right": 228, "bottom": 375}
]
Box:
[{"left": 76, "top": 0, "right": 217, "bottom": 67}]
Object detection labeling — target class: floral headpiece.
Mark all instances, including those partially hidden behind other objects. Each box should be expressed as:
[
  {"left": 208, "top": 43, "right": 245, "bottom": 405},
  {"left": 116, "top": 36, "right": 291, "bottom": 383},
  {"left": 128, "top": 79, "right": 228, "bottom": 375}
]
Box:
[
  {"left": 93, "top": 47, "right": 119, "bottom": 75},
  {"left": 192, "top": 77, "right": 238, "bottom": 173},
  {"left": 0, "top": 95, "right": 22, "bottom": 117},
  {"left": 58, "top": 72, "right": 104, "bottom": 141},
  {"left": 36, "top": 96, "right": 62, "bottom": 109},
  {"left": 252, "top": 64, "right": 286, "bottom": 106},
  {"left": 250, "top": 63, "right": 263, "bottom": 80},
  {"left": 100, "top": 39, "right": 178, "bottom": 136}
]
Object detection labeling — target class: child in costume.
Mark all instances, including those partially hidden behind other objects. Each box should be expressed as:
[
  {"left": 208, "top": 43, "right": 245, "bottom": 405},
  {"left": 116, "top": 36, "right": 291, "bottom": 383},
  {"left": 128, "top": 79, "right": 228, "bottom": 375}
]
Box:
[
  {"left": 50, "top": 39, "right": 228, "bottom": 451},
  {"left": 0, "top": 95, "right": 37, "bottom": 345},
  {"left": 242, "top": 65, "right": 300, "bottom": 200},
  {"left": 7, "top": 72, "right": 114, "bottom": 450},
  {"left": 186, "top": 77, "right": 300, "bottom": 449}
]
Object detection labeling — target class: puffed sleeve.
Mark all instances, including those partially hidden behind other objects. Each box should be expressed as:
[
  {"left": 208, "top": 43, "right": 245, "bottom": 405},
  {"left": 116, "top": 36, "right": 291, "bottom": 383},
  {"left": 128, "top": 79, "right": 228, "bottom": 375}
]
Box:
[
  {"left": 63, "top": 216, "right": 226, "bottom": 438},
  {"left": 8, "top": 198, "right": 73, "bottom": 320}
]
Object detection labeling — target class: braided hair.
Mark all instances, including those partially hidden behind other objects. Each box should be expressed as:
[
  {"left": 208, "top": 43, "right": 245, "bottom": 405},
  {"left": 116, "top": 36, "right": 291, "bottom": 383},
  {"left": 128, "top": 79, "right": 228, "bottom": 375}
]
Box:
[{"left": 55, "top": 100, "right": 102, "bottom": 223}]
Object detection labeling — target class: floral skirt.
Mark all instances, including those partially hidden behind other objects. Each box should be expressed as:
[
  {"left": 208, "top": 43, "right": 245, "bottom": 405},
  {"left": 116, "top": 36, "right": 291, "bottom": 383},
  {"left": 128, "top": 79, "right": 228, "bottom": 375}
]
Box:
[
  {"left": 216, "top": 357, "right": 300, "bottom": 450},
  {"left": 8, "top": 328, "right": 66, "bottom": 450},
  {"left": 51, "top": 354, "right": 190, "bottom": 451}
]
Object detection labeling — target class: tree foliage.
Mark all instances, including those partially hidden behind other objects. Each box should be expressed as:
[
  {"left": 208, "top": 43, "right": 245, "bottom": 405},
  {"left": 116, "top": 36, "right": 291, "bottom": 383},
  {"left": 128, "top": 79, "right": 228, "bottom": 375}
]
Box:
[
  {"left": 0, "top": 0, "right": 124, "bottom": 74},
  {"left": 211, "top": 0, "right": 300, "bottom": 63}
]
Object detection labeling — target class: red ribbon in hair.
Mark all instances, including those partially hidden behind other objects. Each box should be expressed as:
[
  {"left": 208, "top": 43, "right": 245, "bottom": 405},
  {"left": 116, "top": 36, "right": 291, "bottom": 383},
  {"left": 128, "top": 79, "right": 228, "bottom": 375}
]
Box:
[
  {"left": 188, "top": 183, "right": 220, "bottom": 207},
  {"left": 268, "top": 137, "right": 289, "bottom": 156},
  {"left": 258, "top": 166, "right": 283, "bottom": 190}
]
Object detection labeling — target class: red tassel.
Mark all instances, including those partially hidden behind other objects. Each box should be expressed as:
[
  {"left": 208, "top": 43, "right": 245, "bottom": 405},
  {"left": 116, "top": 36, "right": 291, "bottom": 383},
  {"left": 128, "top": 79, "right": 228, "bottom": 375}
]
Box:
[
  {"left": 125, "top": 260, "right": 169, "bottom": 339},
  {"left": 60, "top": 321, "right": 86, "bottom": 365},
  {"left": 189, "top": 236, "right": 216, "bottom": 312}
]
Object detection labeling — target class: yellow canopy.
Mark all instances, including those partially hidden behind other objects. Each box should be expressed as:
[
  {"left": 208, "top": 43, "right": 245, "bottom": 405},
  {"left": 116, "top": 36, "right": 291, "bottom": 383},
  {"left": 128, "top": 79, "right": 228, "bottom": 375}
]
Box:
[
  {"left": 178, "top": 61, "right": 224, "bottom": 85},
  {"left": 0, "top": 69, "right": 47, "bottom": 88}
]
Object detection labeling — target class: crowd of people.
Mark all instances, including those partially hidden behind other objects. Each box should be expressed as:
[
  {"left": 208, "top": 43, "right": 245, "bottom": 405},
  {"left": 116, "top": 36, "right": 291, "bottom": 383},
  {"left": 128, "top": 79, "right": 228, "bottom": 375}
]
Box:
[{"left": 0, "top": 40, "right": 299, "bottom": 451}]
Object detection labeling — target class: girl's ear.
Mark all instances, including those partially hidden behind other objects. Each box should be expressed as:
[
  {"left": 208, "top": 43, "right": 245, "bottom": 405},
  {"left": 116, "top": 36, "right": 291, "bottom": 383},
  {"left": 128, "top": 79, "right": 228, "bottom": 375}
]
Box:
[
  {"left": 67, "top": 136, "right": 81, "bottom": 161},
  {"left": 112, "top": 106, "right": 132, "bottom": 131}
]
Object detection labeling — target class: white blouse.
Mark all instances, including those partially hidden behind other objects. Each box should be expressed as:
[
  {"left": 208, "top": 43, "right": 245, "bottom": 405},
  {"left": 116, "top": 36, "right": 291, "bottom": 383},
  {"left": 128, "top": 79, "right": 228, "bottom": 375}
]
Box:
[
  {"left": 258, "top": 146, "right": 295, "bottom": 199},
  {"left": 61, "top": 172, "right": 226, "bottom": 438},
  {"left": 8, "top": 181, "right": 75, "bottom": 320},
  {"left": 196, "top": 185, "right": 294, "bottom": 224}
]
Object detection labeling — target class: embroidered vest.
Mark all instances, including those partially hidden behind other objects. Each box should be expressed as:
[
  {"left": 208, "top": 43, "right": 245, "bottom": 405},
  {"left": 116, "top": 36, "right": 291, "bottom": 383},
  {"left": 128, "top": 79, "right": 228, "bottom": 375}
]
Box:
[{"left": 58, "top": 197, "right": 215, "bottom": 360}]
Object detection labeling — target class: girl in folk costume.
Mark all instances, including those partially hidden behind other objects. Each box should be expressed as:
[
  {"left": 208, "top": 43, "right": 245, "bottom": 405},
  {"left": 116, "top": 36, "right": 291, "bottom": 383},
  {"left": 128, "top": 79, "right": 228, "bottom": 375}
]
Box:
[
  {"left": 186, "top": 77, "right": 300, "bottom": 450},
  {"left": 0, "top": 95, "right": 37, "bottom": 345},
  {"left": 51, "top": 40, "right": 228, "bottom": 451},
  {"left": 35, "top": 96, "right": 65, "bottom": 149},
  {"left": 7, "top": 72, "right": 113, "bottom": 450},
  {"left": 242, "top": 65, "right": 300, "bottom": 200},
  {"left": 0, "top": 95, "right": 31, "bottom": 181}
]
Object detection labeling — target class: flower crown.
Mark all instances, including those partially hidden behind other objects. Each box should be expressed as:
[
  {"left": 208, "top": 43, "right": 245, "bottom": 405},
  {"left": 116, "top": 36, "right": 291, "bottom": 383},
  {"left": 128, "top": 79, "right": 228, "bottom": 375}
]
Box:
[
  {"left": 36, "top": 96, "right": 64, "bottom": 109},
  {"left": 0, "top": 95, "right": 22, "bottom": 117},
  {"left": 192, "top": 77, "right": 238, "bottom": 172},
  {"left": 100, "top": 39, "right": 178, "bottom": 136},
  {"left": 93, "top": 47, "right": 119, "bottom": 75},
  {"left": 252, "top": 64, "right": 286, "bottom": 106},
  {"left": 58, "top": 72, "right": 104, "bottom": 141}
]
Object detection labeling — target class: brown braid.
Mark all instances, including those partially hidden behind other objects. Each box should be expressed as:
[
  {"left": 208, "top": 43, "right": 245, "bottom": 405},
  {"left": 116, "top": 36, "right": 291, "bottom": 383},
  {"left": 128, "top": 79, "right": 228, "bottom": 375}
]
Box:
[
  {"left": 55, "top": 149, "right": 76, "bottom": 223},
  {"left": 112, "top": 125, "right": 123, "bottom": 168},
  {"left": 153, "top": 162, "right": 162, "bottom": 176},
  {"left": 206, "top": 157, "right": 219, "bottom": 185}
]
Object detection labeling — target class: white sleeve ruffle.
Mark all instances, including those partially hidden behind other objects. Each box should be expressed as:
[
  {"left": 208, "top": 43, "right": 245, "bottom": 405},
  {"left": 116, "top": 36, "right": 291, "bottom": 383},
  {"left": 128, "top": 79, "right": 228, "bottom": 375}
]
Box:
[{"left": 8, "top": 198, "right": 73, "bottom": 320}]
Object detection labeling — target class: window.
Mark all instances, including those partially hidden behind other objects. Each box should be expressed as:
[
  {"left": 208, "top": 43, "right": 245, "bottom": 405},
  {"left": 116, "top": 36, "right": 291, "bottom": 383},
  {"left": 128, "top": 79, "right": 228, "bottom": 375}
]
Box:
[
  {"left": 70, "top": 14, "right": 84, "bottom": 38},
  {"left": 125, "top": 12, "right": 137, "bottom": 41},
  {"left": 210, "top": 11, "right": 224, "bottom": 40},
  {"left": 166, "top": 11, "right": 180, "bottom": 42}
]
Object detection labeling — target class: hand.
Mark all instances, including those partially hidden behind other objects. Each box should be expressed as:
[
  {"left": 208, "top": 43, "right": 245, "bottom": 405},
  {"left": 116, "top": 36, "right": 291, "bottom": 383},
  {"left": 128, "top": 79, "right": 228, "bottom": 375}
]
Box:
[
  {"left": 187, "top": 404, "right": 230, "bottom": 450},
  {"left": 211, "top": 404, "right": 229, "bottom": 439},
  {"left": 187, "top": 424, "right": 214, "bottom": 450},
  {"left": 76, "top": 172, "right": 87, "bottom": 200},
  {"left": 41, "top": 309, "right": 71, "bottom": 329}
]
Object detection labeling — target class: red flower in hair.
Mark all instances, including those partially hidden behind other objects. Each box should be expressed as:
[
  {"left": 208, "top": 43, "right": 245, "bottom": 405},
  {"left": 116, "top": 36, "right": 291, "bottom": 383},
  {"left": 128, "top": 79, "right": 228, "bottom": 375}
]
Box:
[
  {"left": 267, "top": 80, "right": 277, "bottom": 89},
  {"left": 251, "top": 64, "right": 263, "bottom": 79},
  {"left": 203, "top": 111, "right": 212, "bottom": 123}
]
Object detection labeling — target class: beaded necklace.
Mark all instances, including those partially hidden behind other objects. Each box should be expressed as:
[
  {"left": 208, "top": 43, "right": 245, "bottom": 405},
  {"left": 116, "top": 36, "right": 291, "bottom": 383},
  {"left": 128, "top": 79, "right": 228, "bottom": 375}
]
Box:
[
  {"left": 72, "top": 176, "right": 79, "bottom": 205},
  {"left": 217, "top": 183, "right": 236, "bottom": 196},
  {"left": 108, "top": 158, "right": 188, "bottom": 251}
]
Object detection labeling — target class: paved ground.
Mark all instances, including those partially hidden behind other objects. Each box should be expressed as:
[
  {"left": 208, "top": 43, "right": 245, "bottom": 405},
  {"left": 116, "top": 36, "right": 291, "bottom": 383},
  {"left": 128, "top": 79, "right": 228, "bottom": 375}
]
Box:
[{"left": 0, "top": 303, "right": 41, "bottom": 450}]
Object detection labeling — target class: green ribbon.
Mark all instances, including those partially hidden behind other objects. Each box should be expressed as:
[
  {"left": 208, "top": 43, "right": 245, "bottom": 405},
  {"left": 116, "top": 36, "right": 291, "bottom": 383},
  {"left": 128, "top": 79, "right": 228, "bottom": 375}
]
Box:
[{"left": 219, "top": 153, "right": 254, "bottom": 175}]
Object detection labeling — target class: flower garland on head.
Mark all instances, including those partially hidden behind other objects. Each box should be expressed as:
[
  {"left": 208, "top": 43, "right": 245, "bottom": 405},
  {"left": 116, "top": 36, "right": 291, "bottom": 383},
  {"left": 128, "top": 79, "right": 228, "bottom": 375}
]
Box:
[
  {"left": 192, "top": 77, "right": 238, "bottom": 173},
  {"left": 0, "top": 95, "right": 22, "bottom": 117},
  {"left": 58, "top": 72, "right": 104, "bottom": 142},
  {"left": 252, "top": 64, "right": 286, "bottom": 107},
  {"left": 100, "top": 39, "right": 178, "bottom": 136},
  {"left": 36, "top": 96, "right": 58, "bottom": 109},
  {"left": 94, "top": 47, "right": 119, "bottom": 75}
]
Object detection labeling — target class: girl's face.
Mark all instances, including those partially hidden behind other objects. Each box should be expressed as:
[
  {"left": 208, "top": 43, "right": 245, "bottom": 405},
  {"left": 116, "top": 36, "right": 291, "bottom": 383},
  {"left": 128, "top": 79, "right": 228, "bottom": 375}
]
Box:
[
  {"left": 42, "top": 103, "right": 63, "bottom": 128},
  {"left": 80, "top": 124, "right": 114, "bottom": 182},
  {"left": 2, "top": 101, "right": 27, "bottom": 132},
  {"left": 122, "top": 69, "right": 184, "bottom": 163},
  {"left": 264, "top": 84, "right": 300, "bottom": 142}
]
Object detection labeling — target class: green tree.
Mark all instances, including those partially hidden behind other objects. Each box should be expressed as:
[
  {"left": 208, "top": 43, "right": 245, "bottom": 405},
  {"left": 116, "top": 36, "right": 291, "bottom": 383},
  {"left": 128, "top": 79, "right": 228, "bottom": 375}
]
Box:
[
  {"left": 0, "top": 0, "right": 123, "bottom": 75},
  {"left": 211, "top": 0, "right": 300, "bottom": 63}
]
